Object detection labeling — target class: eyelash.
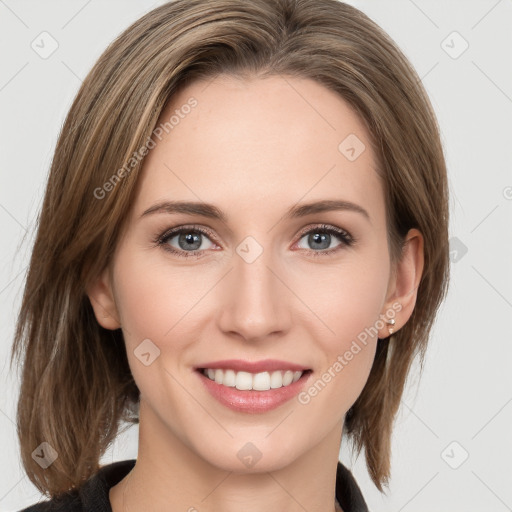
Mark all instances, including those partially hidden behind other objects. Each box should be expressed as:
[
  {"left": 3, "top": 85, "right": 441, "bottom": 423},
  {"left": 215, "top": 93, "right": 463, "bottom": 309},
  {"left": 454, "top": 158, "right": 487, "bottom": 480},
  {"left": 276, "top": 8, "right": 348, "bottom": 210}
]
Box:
[{"left": 153, "top": 223, "right": 355, "bottom": 259}]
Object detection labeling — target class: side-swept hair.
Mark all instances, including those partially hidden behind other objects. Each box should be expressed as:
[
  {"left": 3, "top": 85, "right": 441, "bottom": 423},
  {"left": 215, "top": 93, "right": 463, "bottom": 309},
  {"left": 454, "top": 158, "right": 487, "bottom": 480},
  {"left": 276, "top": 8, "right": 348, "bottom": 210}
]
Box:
[{"left": 11, "top": 0, "right": 449, "bottom": 498}]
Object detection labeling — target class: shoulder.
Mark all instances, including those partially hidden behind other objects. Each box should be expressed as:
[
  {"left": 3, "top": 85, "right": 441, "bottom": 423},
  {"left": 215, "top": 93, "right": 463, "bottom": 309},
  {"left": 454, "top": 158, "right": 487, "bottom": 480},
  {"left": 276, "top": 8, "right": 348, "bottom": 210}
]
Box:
[
  {"left": 335, "top": 461, "right": 369, "bottom": 512},
  {"left": 18, "top": 459, "right": 136, "bottom": 512},
  {"left": 18, "top": 493, "right": 81, "bottom": 512}
]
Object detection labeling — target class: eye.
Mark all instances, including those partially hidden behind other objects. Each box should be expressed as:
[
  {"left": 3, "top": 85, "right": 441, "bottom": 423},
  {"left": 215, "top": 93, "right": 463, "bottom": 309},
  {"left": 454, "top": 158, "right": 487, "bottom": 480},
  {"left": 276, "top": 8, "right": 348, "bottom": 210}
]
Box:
[
  {"left": 154, "top": 223, "right": 355, "bottom": 259},
  {"left": 295, "top": 224, "right": 354, "bottom": 256},
  {"left": 156, "top": 225, "right": 217, "bottom": 258}
]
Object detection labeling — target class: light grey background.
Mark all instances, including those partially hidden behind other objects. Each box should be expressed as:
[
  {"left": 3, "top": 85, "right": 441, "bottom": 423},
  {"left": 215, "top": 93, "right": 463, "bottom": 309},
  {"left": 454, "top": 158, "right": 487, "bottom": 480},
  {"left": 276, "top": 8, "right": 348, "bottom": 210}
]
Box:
[{"left": 1, "top": 1, "right": 511, "bottom": 511}]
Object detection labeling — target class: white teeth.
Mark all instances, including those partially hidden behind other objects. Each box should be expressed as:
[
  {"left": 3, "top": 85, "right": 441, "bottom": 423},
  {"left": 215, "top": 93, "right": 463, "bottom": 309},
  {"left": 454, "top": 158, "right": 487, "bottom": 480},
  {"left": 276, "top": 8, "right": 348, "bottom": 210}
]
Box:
[
  {"left": 283, "top": 370, "right": 294, "bottom": 386},
  {"left": 270, "top": 370, "right": 283, "bottom": 389},
  {"left": 253, "top": 371, "right": 271, "bottom": 391},
  {"left": 202, "top": 368, "right": 304, "bottom": 390},
  {"left": 223, "top": 369, "right": 236, "bottom": 387},
  {"left": 235, "top": 371, "right": 253, "bottom": 390}
]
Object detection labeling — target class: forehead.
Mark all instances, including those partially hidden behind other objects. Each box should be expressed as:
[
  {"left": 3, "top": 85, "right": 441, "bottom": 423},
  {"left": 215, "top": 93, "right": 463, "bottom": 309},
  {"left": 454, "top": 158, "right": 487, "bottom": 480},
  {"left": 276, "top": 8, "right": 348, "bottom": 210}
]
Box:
[{"left": 133, "top": 74, "right": 384, "bottom": 225}]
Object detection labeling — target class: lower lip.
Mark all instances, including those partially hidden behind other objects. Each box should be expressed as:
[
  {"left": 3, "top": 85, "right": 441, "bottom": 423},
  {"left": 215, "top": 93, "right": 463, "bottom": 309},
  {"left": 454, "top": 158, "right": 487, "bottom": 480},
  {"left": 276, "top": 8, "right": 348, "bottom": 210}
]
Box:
[{"left": 195, "top": 369, "right": 312, "bottom": 414}]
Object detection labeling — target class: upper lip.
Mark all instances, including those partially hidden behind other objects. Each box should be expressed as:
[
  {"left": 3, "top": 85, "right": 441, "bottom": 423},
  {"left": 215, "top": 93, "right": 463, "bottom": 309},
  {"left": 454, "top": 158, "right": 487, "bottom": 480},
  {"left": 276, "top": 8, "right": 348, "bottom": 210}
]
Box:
[{"left": 195, "top": 359, "right": 311, "bottom": 373}]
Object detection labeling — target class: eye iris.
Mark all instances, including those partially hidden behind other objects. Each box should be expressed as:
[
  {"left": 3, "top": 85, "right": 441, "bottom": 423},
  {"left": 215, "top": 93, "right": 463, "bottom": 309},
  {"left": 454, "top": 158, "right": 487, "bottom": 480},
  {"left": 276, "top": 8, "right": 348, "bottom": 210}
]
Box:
[
  {"left": 309, "top": 232, "right": 330, "bottom": 250},
  {"left": 179, "top": 232, "right": 201, "bottom": 250}
]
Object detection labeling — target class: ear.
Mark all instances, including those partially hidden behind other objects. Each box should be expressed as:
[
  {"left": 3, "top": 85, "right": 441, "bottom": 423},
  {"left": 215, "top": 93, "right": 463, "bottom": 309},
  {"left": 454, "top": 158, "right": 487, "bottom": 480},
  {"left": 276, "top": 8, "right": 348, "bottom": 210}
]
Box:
[
  {"left": 85, "top": 266, "right": 121, "bottom": 330},
  {"left": 378, "top": 228, "right": 424, "bottom": 338}
]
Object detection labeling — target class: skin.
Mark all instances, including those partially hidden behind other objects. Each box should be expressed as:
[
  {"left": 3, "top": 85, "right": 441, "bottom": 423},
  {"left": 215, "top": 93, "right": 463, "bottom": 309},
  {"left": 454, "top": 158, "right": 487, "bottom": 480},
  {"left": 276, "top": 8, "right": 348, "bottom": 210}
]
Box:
[{"left": 87, "top": 74, "right": 424, "bottom": 512}]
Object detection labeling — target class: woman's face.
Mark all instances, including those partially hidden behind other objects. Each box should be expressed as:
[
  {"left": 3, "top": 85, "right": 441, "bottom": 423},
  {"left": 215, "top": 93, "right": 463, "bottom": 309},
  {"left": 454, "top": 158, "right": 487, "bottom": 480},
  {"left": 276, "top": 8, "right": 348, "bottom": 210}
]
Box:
[{"left": 94, "top": 74, "right": 401, "bottom": 472}]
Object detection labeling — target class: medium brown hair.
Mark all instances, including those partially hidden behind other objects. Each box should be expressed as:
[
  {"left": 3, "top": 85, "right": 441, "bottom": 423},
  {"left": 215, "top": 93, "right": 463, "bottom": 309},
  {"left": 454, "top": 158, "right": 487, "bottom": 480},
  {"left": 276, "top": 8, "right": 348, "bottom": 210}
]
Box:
[{"left": 10, "top": 0, "right": 449, "bottom": 498}]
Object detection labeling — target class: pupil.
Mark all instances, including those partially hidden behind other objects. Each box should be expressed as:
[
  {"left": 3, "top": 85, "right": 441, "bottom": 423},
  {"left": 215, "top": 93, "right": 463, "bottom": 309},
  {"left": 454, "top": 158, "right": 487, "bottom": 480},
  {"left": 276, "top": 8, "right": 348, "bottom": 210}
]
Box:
[
  {"left": 180, "top": 232, "right": 201, "bottom": 250},
  {"left": 310, "top": 232, "right": 329, "bottom": 250}
]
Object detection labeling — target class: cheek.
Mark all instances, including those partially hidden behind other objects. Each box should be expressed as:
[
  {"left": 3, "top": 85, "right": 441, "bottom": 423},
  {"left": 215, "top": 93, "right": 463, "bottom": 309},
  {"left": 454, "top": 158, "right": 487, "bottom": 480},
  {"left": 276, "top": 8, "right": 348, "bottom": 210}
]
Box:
[
  {"left": 111, "top": 253, "right": 209, "bottom": 409},
  {"left": 294, "top": 257, "right": 389, "bottom": 407},
  {"left": 115, "top": 272, "right": 169, "bottom": 341},
  {"left": 113, "top": 248, "right": 212, "bottom": 340},
  {"left": 297, "top": 254, "right": 390, "bottom": 345}
]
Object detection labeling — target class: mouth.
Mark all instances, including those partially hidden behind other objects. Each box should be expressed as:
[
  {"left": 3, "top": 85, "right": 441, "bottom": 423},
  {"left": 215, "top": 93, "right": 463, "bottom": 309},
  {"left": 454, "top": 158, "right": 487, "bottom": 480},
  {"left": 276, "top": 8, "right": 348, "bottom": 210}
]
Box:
[
  {"left": 196, "top": 367, "right": 313, "bottom": 391},
  {"left": 194, "top": 367, "right": 313, "bottom": 414}
]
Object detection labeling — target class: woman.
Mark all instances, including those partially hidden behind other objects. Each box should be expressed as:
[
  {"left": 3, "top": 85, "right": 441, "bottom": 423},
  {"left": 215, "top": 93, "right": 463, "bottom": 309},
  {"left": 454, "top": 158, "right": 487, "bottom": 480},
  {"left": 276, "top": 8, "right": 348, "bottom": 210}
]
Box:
[{"left": 12, "top": 0, "right": 449, "bottom": 510}]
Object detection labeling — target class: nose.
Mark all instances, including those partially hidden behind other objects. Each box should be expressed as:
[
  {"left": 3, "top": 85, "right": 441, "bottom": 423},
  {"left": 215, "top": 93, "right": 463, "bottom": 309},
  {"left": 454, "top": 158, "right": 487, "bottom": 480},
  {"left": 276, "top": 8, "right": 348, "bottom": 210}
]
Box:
[{"left": 217, "top": 242, "right": 292, "bottom": 342}]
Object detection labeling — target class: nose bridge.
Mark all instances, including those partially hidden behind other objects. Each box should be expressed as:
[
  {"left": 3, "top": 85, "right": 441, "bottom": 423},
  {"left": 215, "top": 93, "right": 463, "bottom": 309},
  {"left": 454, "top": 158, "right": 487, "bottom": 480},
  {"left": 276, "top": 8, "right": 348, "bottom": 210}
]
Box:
[{"left": 218, "top": 235, "right": 290, "bottom": 340}]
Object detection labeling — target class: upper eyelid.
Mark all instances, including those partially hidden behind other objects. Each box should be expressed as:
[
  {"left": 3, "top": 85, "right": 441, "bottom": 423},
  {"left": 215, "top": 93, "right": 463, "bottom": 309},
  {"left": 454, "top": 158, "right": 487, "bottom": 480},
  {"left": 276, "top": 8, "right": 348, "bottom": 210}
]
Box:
[
  {"left": 296, "top": 223, "right": 351, "bottom": 238},
  {"left": 160, "top": 224, "right": 218, "bottom": 243}
]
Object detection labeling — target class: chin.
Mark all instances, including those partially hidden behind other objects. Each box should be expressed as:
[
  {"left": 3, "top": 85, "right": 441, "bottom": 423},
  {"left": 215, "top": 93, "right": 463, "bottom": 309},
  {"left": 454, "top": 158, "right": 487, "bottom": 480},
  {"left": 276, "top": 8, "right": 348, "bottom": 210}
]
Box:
[{"left": 194, "top": 436, "right": 303, "bottom": 474}]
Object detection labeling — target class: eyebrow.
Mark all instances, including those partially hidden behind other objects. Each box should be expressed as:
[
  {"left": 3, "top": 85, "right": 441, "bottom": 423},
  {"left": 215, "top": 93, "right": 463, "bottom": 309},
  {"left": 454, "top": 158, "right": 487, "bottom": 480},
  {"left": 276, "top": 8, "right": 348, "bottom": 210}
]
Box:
[{"left": 140, "top": 199, "right": 370, "bottom": 223}]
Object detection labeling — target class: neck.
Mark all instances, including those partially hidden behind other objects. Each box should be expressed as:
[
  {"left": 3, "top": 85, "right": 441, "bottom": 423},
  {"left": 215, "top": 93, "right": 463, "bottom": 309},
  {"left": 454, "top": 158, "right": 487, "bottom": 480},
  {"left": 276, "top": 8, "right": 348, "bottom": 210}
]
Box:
[{"left": 113, "top": 399, "right": 345, "bottom": 512}]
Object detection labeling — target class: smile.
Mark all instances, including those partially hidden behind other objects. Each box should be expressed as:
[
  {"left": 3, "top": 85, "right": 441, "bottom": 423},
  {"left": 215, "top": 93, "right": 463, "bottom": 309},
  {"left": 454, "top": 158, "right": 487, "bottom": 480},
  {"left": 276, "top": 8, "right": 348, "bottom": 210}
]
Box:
[
  {"left": 201, "top": 368, "right": 305, "bottom": 391},
  {"left": 195, "top": 368, "right": 313, "bottom": 414}
]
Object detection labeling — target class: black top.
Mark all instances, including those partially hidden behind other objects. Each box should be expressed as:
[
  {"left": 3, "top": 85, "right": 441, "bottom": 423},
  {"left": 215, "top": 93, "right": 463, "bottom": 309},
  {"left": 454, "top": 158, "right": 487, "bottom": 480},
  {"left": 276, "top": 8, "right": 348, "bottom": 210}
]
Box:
[{"left": 20, "top": 459, "right": 369, "bottom": 512}]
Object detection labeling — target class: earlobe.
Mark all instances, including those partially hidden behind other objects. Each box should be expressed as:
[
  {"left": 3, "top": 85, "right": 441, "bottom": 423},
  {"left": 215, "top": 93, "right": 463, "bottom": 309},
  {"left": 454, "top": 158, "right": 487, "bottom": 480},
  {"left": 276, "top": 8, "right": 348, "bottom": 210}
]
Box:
[
  {"left": 85, "top": 266, "right": 121, "bottom": 330},
  {"left": 379, "top": 228, "right": 424, "bottom": 338}
]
